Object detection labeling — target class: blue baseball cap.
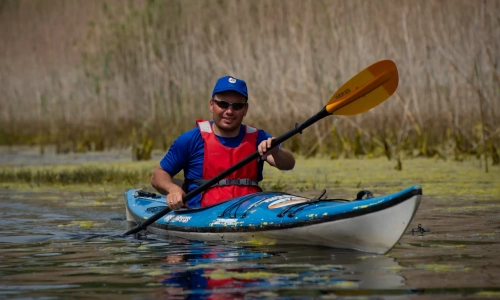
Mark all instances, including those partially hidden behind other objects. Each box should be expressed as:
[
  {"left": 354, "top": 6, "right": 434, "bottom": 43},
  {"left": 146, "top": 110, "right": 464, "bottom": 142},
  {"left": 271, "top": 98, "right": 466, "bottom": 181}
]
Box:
[{"left": 212, "top": 76, "right": 248, "bottom": 99}]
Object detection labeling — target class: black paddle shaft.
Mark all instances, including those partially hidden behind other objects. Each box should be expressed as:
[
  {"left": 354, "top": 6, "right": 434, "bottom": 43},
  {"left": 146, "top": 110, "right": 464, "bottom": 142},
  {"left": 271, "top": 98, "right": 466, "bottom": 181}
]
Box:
[{"left": 123, "top": 107, "right": 331, "bottom": 235}]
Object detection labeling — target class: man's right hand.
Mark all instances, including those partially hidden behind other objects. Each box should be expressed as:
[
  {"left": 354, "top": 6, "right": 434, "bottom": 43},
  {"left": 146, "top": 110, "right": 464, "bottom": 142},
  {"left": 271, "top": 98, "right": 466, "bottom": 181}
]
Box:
[
  {"left": 151, "top": 165, "right": 186, "bottom": 210},
  {"left": 166, "top": 186, "right": 186, "bottom": 210}
]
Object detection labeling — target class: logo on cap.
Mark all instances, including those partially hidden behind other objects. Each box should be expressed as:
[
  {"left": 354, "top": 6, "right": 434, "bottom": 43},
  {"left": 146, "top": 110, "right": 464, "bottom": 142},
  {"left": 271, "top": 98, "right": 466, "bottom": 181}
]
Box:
[{"left": 228, "top": 77, "right": 237, "bottom": 83}]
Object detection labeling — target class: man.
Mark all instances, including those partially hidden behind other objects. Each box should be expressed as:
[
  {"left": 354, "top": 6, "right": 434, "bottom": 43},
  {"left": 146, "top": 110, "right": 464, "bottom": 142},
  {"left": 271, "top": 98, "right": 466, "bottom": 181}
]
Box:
[{"left": 151, "top": 75, "right": 295, "bottom": 210}]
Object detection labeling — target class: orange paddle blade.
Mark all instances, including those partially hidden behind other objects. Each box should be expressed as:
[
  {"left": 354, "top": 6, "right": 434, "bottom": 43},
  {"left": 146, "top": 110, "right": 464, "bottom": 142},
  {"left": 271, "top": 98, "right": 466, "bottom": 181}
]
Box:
[{"left": 325, "top": 60, "right": 399, "bottom": 115}]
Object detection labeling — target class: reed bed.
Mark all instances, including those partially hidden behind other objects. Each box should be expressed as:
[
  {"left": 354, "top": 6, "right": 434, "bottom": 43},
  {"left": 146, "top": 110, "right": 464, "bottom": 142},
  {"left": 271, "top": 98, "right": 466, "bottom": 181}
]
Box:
[
  {"left": 1, "top": 0, "right": 499, "bottom": 166},
  {"left": 0, "top": 162, "right": 157, "bottom": 186},
  {"left": 0, "top": 166, "right": 146, "bottom": 185},
  {"left": 1, "top": 158, "right": 498, "bottom": 200}
]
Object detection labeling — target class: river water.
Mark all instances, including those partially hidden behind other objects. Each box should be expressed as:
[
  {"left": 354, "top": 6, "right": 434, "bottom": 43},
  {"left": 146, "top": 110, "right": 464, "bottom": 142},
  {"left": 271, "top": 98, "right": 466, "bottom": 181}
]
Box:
[{"left": 1, "top": 148, "right": 499, "bottom": 299}]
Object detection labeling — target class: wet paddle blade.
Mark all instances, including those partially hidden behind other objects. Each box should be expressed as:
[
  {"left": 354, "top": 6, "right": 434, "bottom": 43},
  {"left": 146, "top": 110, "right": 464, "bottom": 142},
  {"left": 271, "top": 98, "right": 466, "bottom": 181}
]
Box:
[{"left": 325, "top": 60, "right": 399, "bottom": 115}]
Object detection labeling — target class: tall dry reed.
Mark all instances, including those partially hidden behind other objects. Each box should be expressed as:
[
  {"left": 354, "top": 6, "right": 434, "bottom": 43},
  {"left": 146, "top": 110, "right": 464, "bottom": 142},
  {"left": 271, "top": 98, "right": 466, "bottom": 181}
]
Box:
[{"left": 0, "top": 0, "right": 499, "bottom": 164}]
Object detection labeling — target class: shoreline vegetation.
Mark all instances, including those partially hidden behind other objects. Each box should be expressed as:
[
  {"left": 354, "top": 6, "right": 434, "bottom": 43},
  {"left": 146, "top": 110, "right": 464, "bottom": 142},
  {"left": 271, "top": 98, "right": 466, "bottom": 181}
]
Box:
[
  {"left": 1, "top": 1, "right": 499, "bottom": 170},
  {"left": 0, "top": 157, "right": 498, "bottom": 201}
]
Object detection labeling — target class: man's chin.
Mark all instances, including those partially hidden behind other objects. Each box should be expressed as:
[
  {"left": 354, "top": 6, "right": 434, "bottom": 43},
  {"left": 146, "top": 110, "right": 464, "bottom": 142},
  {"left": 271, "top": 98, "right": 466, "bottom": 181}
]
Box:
[
  {"left": 217, "top": 121, "right": 239, "bottom": 132},
  {"left": 222, "top": 120, "right": 235, "bottom": 126}
]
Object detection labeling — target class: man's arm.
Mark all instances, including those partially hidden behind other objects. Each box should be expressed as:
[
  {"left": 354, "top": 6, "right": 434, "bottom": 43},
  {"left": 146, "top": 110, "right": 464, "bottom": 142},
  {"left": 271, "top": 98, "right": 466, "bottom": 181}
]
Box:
[
  {"left": 258, "top": 137, "right": 295, "bottom": 170},
  {"left": 151, "top": 165, "right": 184, "bottom": 195},
  {"left": 266, "top": 147, "right": 295, "bottom": 170}
]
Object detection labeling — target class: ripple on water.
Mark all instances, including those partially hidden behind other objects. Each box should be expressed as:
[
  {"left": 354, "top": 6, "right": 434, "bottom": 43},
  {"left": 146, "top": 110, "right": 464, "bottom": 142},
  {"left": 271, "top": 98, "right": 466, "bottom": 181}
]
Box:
[{"left": 0, "top": 235, "right": 53, "bottom": 243}]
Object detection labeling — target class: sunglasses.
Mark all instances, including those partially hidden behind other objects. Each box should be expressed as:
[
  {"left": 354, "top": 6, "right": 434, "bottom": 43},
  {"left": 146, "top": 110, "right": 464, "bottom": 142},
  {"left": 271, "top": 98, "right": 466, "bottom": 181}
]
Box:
[{"left": 211, "top": 99, "right": 247, "bottom": 111}]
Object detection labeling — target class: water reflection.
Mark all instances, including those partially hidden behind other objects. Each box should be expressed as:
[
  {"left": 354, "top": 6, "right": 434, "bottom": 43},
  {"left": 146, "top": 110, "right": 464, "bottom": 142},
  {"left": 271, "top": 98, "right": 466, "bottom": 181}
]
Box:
[
  {"left": 145, "top": 241, "right": 406, "bottom": 298},
  {"left": 0, "top": 234, "right": 409, "bottom": 298}
]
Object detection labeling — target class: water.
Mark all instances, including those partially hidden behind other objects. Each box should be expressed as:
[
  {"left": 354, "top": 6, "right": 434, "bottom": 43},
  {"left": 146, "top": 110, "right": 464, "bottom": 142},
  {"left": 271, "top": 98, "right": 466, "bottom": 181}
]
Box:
[
  {"left": 0, "top": 189, "right": 407, "bottom": 298},
  {"left": 1, "top": 149, "right": 500, "bottom": 298},
  {"left": 2, "top": 190, "right": 500, "bottom": 299}
]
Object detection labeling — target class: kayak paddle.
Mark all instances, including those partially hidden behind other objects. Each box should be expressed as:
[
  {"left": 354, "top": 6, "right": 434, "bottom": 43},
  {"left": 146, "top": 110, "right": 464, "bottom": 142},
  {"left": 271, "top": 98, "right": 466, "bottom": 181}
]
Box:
[{"left": 123, "top": 59, "right": 399, "bottom": 236}]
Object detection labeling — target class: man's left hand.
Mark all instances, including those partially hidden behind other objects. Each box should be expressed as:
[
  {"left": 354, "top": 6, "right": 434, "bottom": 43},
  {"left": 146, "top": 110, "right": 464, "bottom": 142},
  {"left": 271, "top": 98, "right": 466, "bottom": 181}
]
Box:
[{"left": 258, "top": 137, "right": 280, "bottom": 159}]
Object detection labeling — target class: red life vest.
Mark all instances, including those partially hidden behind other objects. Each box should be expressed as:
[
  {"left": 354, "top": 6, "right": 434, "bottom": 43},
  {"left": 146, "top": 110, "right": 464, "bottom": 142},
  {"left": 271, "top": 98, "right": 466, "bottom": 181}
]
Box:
[{"left": 197, "top": 119, "right": 261, "bottom": 207}]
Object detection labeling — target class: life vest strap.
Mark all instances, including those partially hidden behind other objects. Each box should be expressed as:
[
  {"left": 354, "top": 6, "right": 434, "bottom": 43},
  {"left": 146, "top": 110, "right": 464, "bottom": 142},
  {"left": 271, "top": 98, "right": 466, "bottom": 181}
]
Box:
[{"left": 191, "top": 178, "right": 259, "bottom": 187}]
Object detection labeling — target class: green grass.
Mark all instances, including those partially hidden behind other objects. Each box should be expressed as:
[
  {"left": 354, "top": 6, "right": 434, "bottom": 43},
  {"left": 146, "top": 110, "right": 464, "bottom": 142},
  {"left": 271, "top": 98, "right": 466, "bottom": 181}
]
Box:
[
  {"left": 0, "top": 162, "right": 156, "bottom": 186},
  {"left": 1, "top": 157, "right": 498, "bottom": 201},
  {"left": 261, "top": 156, "right": 500, "bottom": 200}
]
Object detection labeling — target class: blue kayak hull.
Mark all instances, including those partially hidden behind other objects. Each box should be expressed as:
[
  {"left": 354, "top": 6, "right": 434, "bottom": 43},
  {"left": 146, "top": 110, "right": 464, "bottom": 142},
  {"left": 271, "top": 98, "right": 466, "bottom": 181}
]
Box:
[{"left": 125, "top": 185, "right": 422, "bottom": 254}]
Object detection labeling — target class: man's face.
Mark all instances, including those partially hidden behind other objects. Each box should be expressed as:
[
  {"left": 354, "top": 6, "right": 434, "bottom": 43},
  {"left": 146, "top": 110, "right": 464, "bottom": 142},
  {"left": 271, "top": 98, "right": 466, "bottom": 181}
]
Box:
[{"left": 210, "top": 91, "right": 248, "bottom": 133}]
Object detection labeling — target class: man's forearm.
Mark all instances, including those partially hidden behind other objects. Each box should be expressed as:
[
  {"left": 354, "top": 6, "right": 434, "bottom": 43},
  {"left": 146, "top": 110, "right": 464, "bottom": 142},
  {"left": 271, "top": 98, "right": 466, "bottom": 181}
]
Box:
[
  {"left": 151, "top": 166, "right": 182, "bottom": 195},
  {"left": 271, "top": 149, "right": 295, "bottom": 170}
]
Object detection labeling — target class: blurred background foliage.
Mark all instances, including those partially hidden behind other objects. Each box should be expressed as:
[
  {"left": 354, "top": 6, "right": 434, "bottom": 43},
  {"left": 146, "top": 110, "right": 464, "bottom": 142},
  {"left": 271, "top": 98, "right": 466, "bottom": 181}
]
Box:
[{"left": 0, "top": 0, "right": 498, "bottom": 166}]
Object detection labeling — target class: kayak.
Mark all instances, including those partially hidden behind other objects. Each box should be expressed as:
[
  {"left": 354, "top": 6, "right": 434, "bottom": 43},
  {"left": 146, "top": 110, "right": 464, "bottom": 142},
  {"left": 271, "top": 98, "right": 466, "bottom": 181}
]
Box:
[{"left": 125, "top": 185, "right": 422, "bottom": 254}]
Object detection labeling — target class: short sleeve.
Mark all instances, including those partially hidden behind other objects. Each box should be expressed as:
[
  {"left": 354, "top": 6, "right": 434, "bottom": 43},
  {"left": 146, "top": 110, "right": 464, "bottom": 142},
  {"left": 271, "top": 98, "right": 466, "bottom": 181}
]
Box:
[{"left": 159, "top": 131, "right": 192, "bottom": 176}]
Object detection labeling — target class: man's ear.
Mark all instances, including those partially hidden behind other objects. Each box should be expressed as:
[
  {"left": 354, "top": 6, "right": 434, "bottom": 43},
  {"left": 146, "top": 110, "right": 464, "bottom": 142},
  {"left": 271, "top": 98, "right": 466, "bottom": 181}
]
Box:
[
  {"left": 243, "top": 103, "right": 248, "bottom": 117},
  {"left": 209, "top": 99, "right": 214, "bottom": 113}
]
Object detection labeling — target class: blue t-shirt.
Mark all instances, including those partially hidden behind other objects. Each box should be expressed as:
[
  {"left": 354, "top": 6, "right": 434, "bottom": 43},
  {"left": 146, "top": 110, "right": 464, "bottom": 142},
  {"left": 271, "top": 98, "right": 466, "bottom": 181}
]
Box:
[{"left": 160, "top": 122, "right": 275, "bottom": 208}]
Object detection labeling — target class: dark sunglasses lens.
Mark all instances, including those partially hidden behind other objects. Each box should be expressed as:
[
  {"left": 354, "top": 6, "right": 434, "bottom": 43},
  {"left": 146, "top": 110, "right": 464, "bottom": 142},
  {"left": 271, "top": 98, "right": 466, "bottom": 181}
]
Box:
[
  {"left": 231, "top": 103, "right": 246, "bottom": 110},
  {"left": 214, "top": 99, "right": 246, "bottom": 110},
  {"left": 215, "top": 100, "right": 230, "bottom": 109}
]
